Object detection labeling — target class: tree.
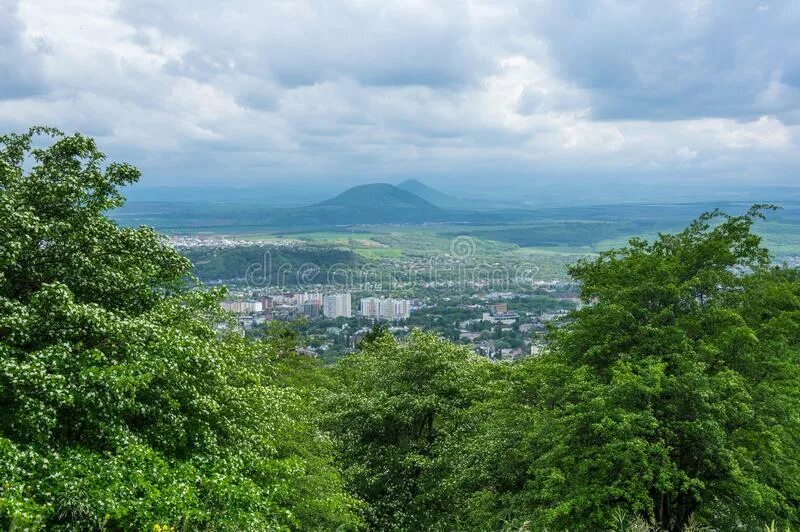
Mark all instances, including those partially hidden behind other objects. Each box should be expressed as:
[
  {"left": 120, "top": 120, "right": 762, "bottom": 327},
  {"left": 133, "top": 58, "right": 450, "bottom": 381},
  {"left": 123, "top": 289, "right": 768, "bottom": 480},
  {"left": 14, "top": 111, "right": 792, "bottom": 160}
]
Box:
[
  {"left": 357, "top": 322, "right": 390, "bottom": 348},
  {"left": 325, "top": 330, "right": 490, "bottom": 530},
  {"left": 519, "top": 206, "right": 800, "bottom": 530},
  {"left": 0, "top": 128, "right": 359, "bottom": 530}
]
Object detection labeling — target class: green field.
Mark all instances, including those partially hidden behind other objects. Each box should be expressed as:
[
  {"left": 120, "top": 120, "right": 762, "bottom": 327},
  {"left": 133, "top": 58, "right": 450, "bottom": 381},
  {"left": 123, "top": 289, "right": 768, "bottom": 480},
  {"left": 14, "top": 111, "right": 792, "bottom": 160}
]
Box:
[{"left": 118, "top": 201, "right": 800, "bottom": 283}]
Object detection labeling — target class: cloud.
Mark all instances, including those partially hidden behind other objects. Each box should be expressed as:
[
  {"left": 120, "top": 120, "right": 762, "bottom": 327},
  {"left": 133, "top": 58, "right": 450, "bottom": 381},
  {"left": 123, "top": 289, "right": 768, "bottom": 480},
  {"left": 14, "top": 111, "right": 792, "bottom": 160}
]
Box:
[
  {"left": 0, "top": 0, "right": 797, "bottom": 187},
  {"left": 0, "top": 0, "right": 48, "bottom": 99},
  {"left": 522, "top": 0, "right": 800, "bottom": 122},
  {"left": 675, "top": 146, "right": 698, "bottom": 161},
  {"left": 117, "top": 0, "right": 492, "bottom": 89}
]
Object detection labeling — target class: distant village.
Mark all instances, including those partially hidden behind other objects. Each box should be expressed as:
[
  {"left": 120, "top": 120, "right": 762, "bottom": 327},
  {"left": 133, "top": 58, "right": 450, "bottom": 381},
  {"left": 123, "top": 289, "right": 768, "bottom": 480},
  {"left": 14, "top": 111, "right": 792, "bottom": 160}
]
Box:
[{"left": 169, "top": 235, "right": 300, "bottom": 249}]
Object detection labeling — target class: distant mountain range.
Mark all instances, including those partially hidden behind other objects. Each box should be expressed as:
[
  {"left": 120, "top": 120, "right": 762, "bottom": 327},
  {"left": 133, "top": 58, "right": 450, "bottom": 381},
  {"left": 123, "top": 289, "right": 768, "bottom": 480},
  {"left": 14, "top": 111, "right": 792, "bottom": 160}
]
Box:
[
  {"left": 298, "top": 180, "right": 502, "bottom": 226},
  {"left": 113, "top": 180, "right": 496, "bottom": 230},
  {"left": 112, "top": 180, "right": 800, "bottom": 243}
]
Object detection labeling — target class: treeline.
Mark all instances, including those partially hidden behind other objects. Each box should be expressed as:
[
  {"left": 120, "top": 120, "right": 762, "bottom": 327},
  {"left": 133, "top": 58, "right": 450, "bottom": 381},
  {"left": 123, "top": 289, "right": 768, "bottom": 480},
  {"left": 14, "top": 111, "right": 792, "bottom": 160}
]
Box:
[
  {"left": 1, "top": 129, "right": 799, "bottom": 530},
  {"left": 183, "top": 245, "right": 362, "bottom": 285},
  {"left": 322, "top": 206, "right": 800, "bottom": 530}
]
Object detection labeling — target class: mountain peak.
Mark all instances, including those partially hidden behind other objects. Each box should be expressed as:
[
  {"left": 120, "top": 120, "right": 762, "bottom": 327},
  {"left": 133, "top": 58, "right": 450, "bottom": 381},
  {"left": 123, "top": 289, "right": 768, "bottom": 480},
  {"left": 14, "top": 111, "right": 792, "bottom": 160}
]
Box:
[
  {"left": 317, "top": 183, "right": 441, "bottom": 211},
  {"left": 396, "top": 179, "right": 470, "bottom": 209},
  {"left": 397, "top": 178, "right": 427, "bottom": 188}
]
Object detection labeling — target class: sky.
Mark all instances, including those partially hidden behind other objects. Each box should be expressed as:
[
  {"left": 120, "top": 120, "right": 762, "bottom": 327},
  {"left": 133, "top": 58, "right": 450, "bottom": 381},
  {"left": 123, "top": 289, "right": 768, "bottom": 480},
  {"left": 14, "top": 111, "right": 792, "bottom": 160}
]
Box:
[{"left": 1, "top": 0, "right": 799, "bottom": 191}]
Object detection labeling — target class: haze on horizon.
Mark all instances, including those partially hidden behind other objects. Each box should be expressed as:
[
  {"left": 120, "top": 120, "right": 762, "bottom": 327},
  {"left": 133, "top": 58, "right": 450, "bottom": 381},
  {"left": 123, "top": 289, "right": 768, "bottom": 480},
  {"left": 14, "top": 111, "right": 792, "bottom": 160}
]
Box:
[{"left": 1, "top": 0, "right": 799, "bottom": 191}]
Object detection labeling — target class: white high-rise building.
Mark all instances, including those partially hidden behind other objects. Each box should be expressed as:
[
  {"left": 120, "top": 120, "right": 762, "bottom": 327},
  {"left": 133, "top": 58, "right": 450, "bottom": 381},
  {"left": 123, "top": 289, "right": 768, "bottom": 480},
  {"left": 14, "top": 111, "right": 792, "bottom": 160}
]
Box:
[
  {"left": 359, "top": 297, "right": 411, "bottom": 320},
  {"left": 360, "top": 297, "right": 381, "bottom": 319},
  {"left": 220, "top": 300, "right": 263, "bottom": 314},
  {"left": 390, "top": 299, "right": 410, "bottom": 319},
  {"left": 323, "top": 293, "right": 352, "bottom": 318},
  {"left": 295, "top": 292, "right": 322, "bottom": 308}
]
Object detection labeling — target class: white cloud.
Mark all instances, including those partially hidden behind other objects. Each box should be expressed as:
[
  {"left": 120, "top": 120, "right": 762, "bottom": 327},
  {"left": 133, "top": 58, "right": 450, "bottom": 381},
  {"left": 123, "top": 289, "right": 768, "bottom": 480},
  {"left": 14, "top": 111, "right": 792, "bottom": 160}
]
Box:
[
  {"left": 0, "top": 0, "right": 797, "bottom": 187},
  {"left": 676, "top": 146, "right": 698, "bottom": 161}
]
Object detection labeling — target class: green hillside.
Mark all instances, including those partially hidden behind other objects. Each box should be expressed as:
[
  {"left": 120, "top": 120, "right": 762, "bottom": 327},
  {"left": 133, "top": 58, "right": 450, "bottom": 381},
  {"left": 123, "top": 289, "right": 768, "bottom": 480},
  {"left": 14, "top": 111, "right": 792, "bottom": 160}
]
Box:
[{"left": 183, "top": 246, "right": 362, "bottom": 284}]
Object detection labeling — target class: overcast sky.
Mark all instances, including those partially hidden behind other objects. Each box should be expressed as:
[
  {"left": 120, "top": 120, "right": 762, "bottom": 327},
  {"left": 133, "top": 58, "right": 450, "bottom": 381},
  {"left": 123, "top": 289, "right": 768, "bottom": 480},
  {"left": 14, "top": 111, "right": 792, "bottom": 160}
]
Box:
[{"left": 1, "top": 0, "right": 799, "bottom": 189}]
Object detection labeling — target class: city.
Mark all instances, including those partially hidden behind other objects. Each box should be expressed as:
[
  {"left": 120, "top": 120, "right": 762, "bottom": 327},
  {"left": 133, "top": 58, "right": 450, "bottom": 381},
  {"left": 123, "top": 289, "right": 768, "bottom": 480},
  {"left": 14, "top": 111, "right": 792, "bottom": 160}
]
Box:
[{"left": 219, "top": 278, "right": 578, "bottom": 361}]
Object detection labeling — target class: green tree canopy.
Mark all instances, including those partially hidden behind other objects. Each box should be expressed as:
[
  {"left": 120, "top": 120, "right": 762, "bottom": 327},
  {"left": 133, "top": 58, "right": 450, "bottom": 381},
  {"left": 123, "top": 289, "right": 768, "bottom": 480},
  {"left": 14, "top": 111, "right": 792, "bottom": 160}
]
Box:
[
  {"left": 3, "top": 126, "right": 798, "bottom": 531},
  {"left": 518, "top": 206, "right": 800, "bottom": 530},
  {"left": 359, "top": 207, "right": 800, "bottom": 531},
  {"left": 0, "top": 128, "right": 359, "bottom": 530},
  {"left": 325, "top": 330, "right": 491, "bottom": 530}
]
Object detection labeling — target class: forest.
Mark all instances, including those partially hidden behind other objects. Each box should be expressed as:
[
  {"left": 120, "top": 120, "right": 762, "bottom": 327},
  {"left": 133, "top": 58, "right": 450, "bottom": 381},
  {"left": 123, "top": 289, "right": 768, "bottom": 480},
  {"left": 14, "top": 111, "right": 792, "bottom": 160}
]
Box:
[
  {"left": 2, "top": 129, "right": 798, "bottom": 531},
  {"left": 183, "top": 245, "right": 362, "bottom": 286}
]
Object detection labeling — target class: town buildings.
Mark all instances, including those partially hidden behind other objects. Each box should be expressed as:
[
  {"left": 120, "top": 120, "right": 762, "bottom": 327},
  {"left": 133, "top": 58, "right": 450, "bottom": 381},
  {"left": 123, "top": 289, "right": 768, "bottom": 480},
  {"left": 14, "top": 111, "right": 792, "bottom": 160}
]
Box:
[
  {"left": 359, "top": 297, "right": 411, "bottom": 320},
  {"left": 323, "top": 293, "right": 352, "bottom": 318},
  {"left": 220, "top": 300, "right": 263, "bottom": 313}
]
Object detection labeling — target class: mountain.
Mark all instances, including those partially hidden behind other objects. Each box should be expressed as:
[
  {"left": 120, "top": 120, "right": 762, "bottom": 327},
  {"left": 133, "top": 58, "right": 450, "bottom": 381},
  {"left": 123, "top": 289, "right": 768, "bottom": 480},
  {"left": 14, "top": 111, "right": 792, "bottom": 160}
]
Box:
[
  {"left": 313, "top": 183, "right": 448, "bottom": 224},
  {"left": 396, "top": 179, "right": 479, "bottom": 209},
  {"left": 318, "top": 183, "right": 438, "bottom": 209},
  {"left": 113, "top": 183, "right": 497, "bottom": 231},
  {"left": 396, "top": 179, "right": 455, "bottom": 206}
]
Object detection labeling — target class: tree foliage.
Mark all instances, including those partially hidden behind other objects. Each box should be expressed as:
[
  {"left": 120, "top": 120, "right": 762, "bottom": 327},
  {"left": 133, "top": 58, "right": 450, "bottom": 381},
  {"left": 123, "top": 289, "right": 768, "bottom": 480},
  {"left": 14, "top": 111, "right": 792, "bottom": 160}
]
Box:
[
  {"left": 528, "top": 205, "right": 800, "bottom": 530},
  {"left": 325, "top": 331, "right": 491, "bottom": 530},
  {"left": 326, "top": 207, "right": 800, "bottom": 531},
  {"left": 0, "top": 128, "right": 359, "bottom": 530},
  {"left": 427, "top": 206, "right": 800, "bottom": 531},
  {"left": 2, "top": 127, "right": 799, "bottom": 531}
]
